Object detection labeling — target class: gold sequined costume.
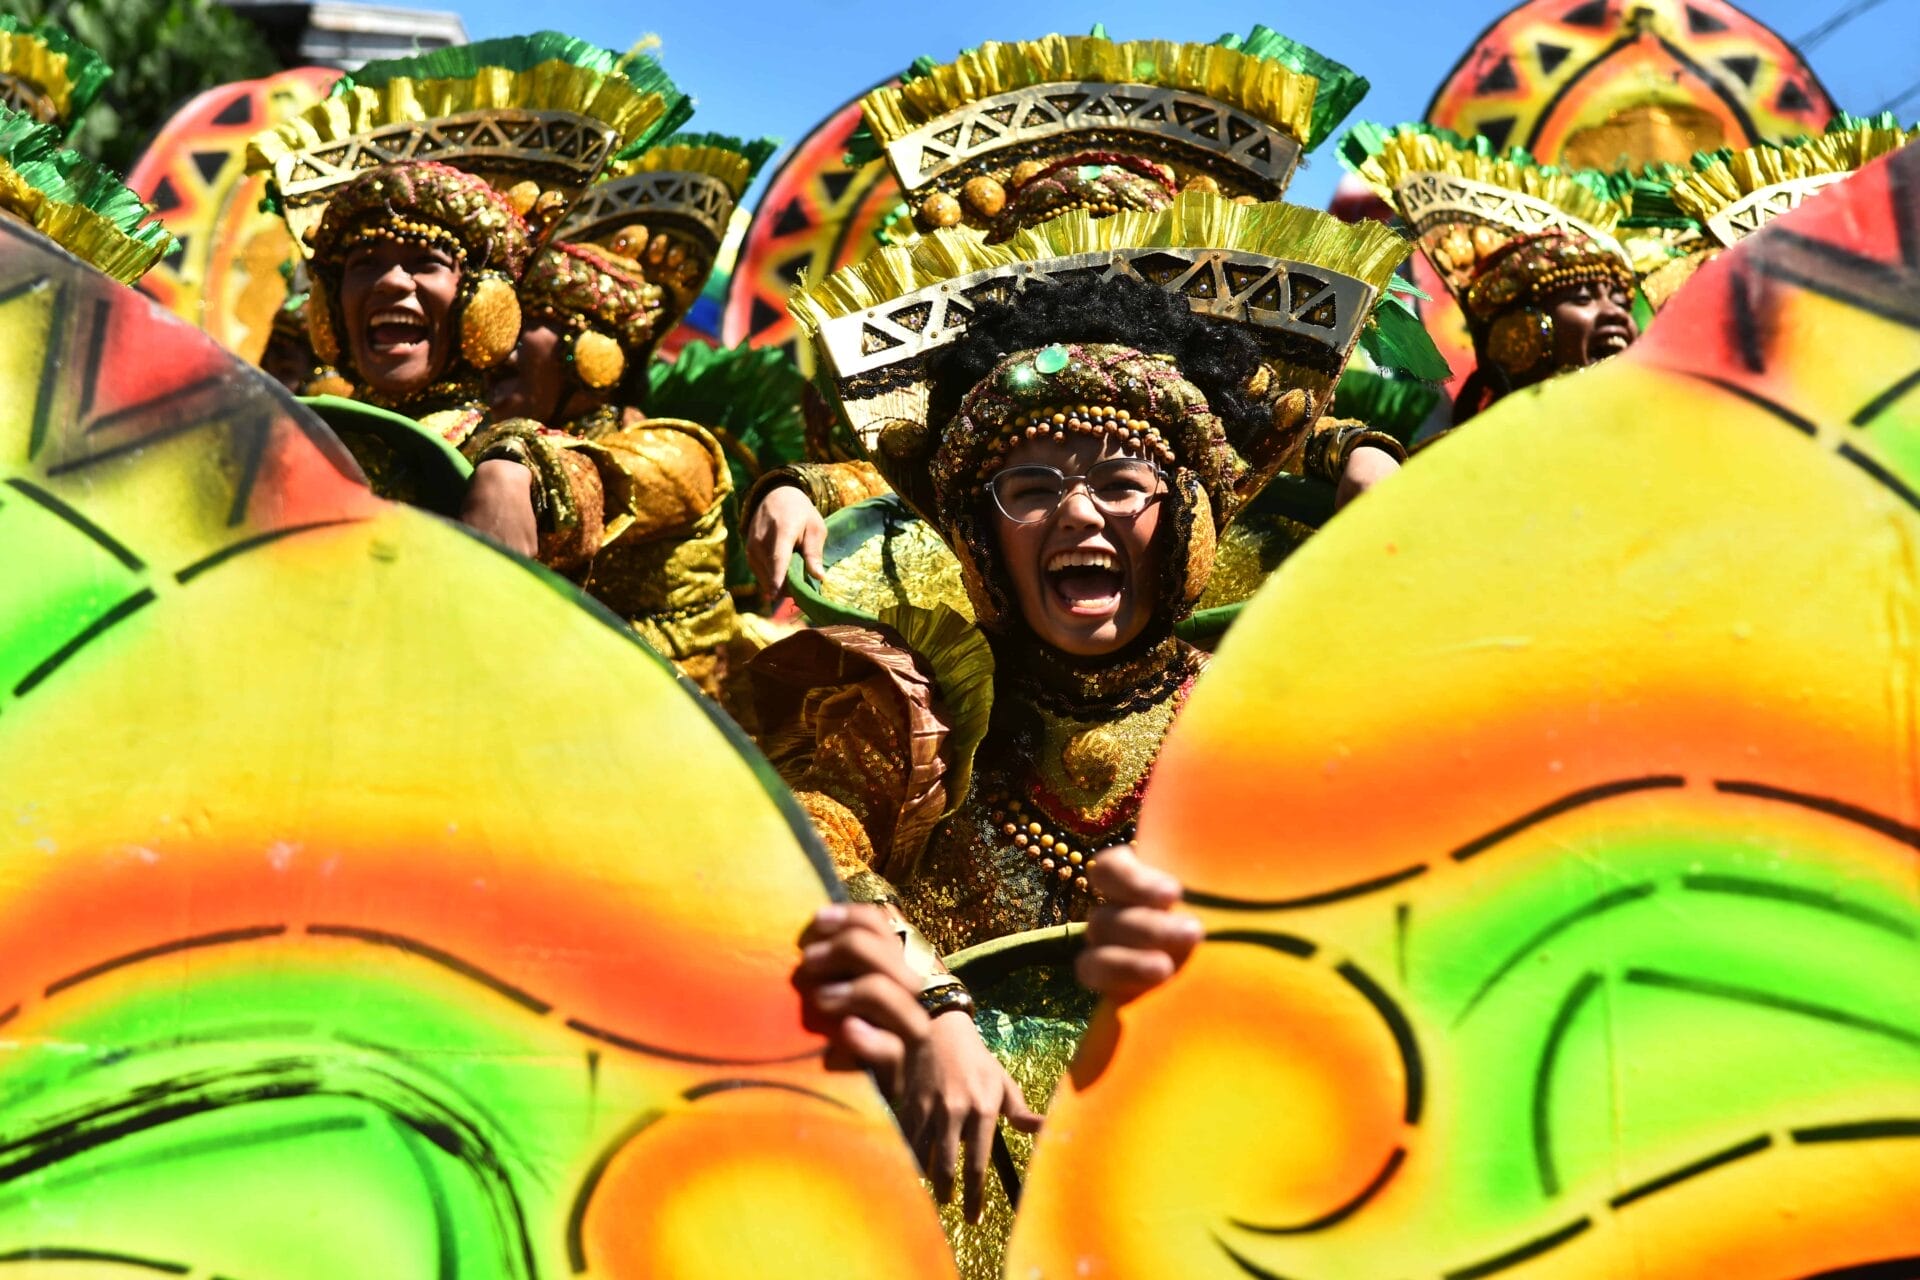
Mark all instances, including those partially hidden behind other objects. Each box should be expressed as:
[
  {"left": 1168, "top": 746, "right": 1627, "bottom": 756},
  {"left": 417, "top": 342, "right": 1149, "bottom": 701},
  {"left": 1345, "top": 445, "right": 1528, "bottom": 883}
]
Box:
[
  {"left": 752, "top": 190, "right": 1418, "bottom": 1273},
  {"left": 246, "top": 33, "right": 689, "bottom": 501}
]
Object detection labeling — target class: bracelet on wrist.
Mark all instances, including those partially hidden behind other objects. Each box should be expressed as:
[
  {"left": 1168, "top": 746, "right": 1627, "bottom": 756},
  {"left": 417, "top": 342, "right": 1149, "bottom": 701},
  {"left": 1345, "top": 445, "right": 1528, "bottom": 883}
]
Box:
[{"left": 917, "top": 982, "right": 977, "bottom": 1019}]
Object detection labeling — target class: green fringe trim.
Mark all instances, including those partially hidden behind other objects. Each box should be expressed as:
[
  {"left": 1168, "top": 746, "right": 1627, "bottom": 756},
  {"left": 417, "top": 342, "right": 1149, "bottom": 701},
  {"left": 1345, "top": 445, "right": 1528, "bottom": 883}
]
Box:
[
  {"left": 617, "top": 128, "right": 780, "bottom": 174},
  {"left": 1215, "top": 24, "right": 1367, "bottom": 150},
  {"left": 1340, "top": 120, "right": 1619, "bottom": 214},
  {"left": 0, "top": 104, "right": 173, "bottom": 279},
  {"left": 340, "top": 31, "right": 625, "bottom": 88},
  {"left": 0, "top": 14, "right": 111, "bottom": 125}
]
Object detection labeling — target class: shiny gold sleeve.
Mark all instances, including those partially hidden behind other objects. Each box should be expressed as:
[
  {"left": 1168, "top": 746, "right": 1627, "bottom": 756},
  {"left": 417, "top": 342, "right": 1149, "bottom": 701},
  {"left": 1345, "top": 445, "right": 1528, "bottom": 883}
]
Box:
[
  {"left": 580, "top": 421, "right": 723, "bottom": 545},
  {"left": 1298, "top": 416, "right": 1408, "bottom": 483},
  {"left": 462, "top": 417, "right": 606, "bottom": 573},
  {"left": 743, "top": 460, "right": 891, "bottom": 525}
]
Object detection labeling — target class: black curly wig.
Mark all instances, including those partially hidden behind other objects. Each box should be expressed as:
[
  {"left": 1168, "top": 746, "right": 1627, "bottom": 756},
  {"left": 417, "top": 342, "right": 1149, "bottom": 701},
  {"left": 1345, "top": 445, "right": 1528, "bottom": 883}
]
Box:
[{"left": 926, "top": 273, "right": 1268, "bottom": 436}]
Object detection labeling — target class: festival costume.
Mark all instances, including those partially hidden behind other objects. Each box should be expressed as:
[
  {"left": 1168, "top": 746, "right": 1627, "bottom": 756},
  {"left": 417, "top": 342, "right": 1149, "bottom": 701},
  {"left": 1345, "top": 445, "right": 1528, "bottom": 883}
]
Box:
[
  {"left": 754, "top": 192, "right": 1412, "bottom": 1270},
  {"left": 752, "top": 28, "right": 1407, "bottom": 603},
  {"left": 246, "top": 33, "right": 688, "bottom": 511},
  {"left": 503, "top": 134, "right": 796, "bottom": 695},
  {"left": 1342, "top": 123, "right": 1635, "bottom": 416},
  {"left": 0, "top": 104, "right": 171, "bottom": 285}
]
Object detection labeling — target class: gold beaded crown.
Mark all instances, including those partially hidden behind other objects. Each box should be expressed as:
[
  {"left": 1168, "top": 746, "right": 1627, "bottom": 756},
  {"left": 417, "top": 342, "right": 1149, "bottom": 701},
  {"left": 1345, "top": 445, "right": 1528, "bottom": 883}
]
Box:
[
  {"left": 0, "top": 17, "right": 110, "bottom": 133},
  {"left": 860, "top": 27, "right": 1366, "bottom": 239},
  {"left": 791, "top": 191, "right": 1409, "bottom": 524},
  {"left": 1339, "top": 123, "right": 1630, "bottom": 315},
  {"left": 247, "top": 33, "right": 691, "bottom": 256},
  {"left": 560, "top": 132, "right": 777, "bottom": 337}
]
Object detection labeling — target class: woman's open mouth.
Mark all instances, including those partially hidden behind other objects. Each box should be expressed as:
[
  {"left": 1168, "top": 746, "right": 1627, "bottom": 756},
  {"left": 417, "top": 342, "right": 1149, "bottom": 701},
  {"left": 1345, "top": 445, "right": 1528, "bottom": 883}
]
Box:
[
  {"left": 1045, "top": 548, "right": 1126, "bottom": 617},
  {"left": 1592, "top": 328, "right": 1634, "bottom": 357},
  {"left": 367, "top": 308, "right": 430, "bottom": 352}
]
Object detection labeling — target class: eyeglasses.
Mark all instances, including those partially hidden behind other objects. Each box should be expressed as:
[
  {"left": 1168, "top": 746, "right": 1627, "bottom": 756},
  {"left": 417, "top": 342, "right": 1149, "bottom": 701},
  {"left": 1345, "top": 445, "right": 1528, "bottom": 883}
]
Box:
[{"left": 988, "top": 459, "right": 1167, "bottom": 525}]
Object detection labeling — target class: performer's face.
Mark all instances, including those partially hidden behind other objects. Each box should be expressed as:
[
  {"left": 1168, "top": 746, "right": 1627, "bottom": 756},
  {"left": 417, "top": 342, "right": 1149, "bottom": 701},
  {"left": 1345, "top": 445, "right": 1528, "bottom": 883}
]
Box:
[
  {"left": 340, "top": 239, "right": 460, "bottom": 397},
  {"left": 1547, "top": 276, "right": 1637, "bottom": 371},
  {"left": 489, "top": 318, "right": 571, "bottom": 423},
  {"left": 993, "top": 433, "right": 1165, "bottom": 657}
]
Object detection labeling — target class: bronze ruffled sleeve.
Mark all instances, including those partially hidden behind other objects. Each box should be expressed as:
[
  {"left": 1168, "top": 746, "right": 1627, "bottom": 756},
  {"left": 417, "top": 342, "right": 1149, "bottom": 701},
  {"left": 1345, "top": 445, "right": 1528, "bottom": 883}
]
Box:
[
  {"left": 462, "top": 417, "right": 606, "bottom": 572},
  {"left": 744, "top": 624, "right": 957, "bottom": 903}
]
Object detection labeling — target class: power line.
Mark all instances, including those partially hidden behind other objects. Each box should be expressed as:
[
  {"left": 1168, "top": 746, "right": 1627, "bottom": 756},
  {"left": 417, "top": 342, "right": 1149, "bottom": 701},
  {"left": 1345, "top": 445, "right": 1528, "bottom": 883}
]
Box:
[
  {"left": 1797, "top": 0, "right": 1895, "bottom": 51},
  {"left": 1878, "top": 77, "right": 1920, "bottom": 116}
]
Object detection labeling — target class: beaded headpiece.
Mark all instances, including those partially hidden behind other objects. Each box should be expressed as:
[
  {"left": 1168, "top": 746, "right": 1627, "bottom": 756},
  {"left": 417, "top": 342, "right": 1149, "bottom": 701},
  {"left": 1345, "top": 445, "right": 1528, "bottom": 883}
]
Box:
[
  {"left": 1341, "top": 122, "right": 1632, "bottom": 376},
  {"left": 0, "top": 16, "right": 109, "bottom": 134},
  {"left": 300, "top": 160, "right": 534, "bottom": 379},
  {"left": 858, "top": 26, "right": 1366, "bottom": 241},
  {"left": 561, "top": 132, "right": 778, "bottom": 338},
  {"left": 517, "top": 240, "right": 663, "bottom": 390},
  {"left": 791, "top": 192, "right": 1410, "bottom": 626},
  {"left": 248, "top": 32, "right": 690, "bottom": 255},
  {"left": 0, "top": 105, "right": 173, "bottom": 285}
]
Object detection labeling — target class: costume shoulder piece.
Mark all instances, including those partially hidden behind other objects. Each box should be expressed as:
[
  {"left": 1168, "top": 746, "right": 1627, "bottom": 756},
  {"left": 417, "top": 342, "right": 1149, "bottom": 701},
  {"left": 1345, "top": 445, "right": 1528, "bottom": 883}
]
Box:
[
  {"left": 0, "top": 15, "right": 109, "bottom": 134},
  {"left": 0, "top": 105, "right": 173, "bottom": 284},
  {"left": 791, "top": 191, "right": 1411, "bottom": 523},
  {"left": 248, "top": 32, "right": 692, "bottom": 253},
  {"left": 859, "top": 25, "right": 1365, "bottom": 240}
]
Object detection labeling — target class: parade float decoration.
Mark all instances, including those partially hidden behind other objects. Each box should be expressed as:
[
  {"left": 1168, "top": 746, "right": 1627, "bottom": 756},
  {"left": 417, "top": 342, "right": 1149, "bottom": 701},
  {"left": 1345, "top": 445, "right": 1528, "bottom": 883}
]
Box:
[
  {"left": 1013, "top": 141, "right": 1920, "bottom": 1278},
  {"left": 0, "top": 205, "right": 953, "bottom": 1279}
]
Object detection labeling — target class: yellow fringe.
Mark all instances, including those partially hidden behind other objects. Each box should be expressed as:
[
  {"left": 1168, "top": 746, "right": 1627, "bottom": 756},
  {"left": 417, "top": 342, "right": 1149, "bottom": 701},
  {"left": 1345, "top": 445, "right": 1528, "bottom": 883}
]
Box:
[
  {"left": 1666, "top": 121, "right": 1919, "bottom": 223},
  {"left": 0, "top": 31, "right": 75, "bottom": 119},
  {"left": 791, "top": 190, "right": 1409, "bottom": 334},
  {"left": 0, "top": 164, "right": 164, "bottom": 284},
  {"left": 249, "top": 61, "right": 674, "bottom": 172},
  {"left": 606, "top": 143, "right": 753, "bottom": 197},
  {"left": 1348, "top": 129, "right": 1621, "bottom": 233},
  {"left": 861, "top": 35, "right": 1317, "bottom": 148}
]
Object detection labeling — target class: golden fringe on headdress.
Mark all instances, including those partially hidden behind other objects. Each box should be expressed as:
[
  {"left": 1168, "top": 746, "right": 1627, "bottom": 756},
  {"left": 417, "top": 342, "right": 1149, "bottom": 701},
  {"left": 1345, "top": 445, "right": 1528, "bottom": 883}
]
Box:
[
  {"left": 1346, "top": 127, "right": 1621, "bottom": 233},
  {"left": 606, "top": 143, "right": 753, "bottom": 196},
  {"left": 861, "top": 35, "right": 1317, "bottom": 149},
  {"left": 0, "top": 30, "right": 77, "bottom": 119},
  {"left": 248, "top": 62, "right": 675, "bottom": 170},
  {"left": 1665, "top": 119, "right": 1918, "bottom": 224},
  {"left": 792, "top": 190, "right": 1408, "bottom": 334}
]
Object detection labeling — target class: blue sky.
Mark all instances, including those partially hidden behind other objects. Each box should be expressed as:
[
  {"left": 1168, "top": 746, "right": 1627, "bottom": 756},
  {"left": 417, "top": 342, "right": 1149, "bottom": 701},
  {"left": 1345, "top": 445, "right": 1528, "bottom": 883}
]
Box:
[{"left": 459, "top": 0, "right": 1919, "bottom": 211}]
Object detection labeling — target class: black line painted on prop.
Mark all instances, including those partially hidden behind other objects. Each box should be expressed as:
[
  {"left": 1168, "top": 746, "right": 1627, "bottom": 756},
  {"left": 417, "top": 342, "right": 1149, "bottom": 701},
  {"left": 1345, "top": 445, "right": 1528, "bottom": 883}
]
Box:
[
  {"left": 304, "top": 925, "right": 551, "bottom": 1015},
  {"left": 1185, "top": 863, "right": 1428, "bottom": 912},
  {"left": 75, "top": 298, "right": 110, "bottom": 426},
  {"left": 4, "top": 476, "right": 142, "bottom": 569},
  {"left": 1713, "top": 779, "right": 1920, "bottom": 850},
  {"left": 1456, "top": 884, "right": 1656, "bottom": 1024},
  {"left": 1852, "top": 365, "right": 1920, "bottom": 426},
  {"left": 1681, "top": 873, "right": 1916, "bottom": 940},
  {"left": 1337, "top": 961, "right": 1425, "bottom": 1126},
  {"left": 1837, "top": 441, "right": 1920, "bottom": 516},
  {"left": 394, "top": 1118, "right": 458, "bottom": 1280},
  {"left": 563, "top": 1018, "right": 825, "bottom": 1068},
  {"left": 1684, "top": 372, "right": 1818, "bottom": 435},
  {"left": 224, "top": 410, "right": 274, "bottom": 527},
  {"left": 681, "top": 1078, "right": 852, "bottom": 1110},
  {"left": 1444, "top": 1217, "right": 1592, "bottom": 1280},
  {"left": 1794, "top": 1256, "right": 1920, "bottom": 1279},
  {"left": 565, "top": 1109, "right": 665, "bottom": 1272},
  {"left": 1212, "top": 1233, "right": 1308, "bottom": 1280},
  {"left": 1208, "top": 931, "right": 1319, "bottom": 959},
  {"left": 1450, "top": 777, "right": 1687, "bottom": 863},
  {"left": 175, "top": 518, "right": 370, "bottom": 584},
  {"left": 0, "top": 1247, "right": 188, "bottom": 1273},
  {"left": 1532, "top": 971, "right": 1603, "bottom": 1196},
  {"left": 1792, "top": 1117, "right": 1920, "bottom": 1144},
  {"left": 1609, "top": 1133, "right": 1772, "bottom": 1209},
  {"left": 12, "top": 588, "right": 156, "bottom": 698},
  {"left": 26, "top": 278, "right": 69, "bottom": 461},
  {"left": 43, "top": 925, "right": 286, "bottom": 997},
  {"left": 992, "top": 1127, "right": 1023, "bottom": 1209},
  {"left": 1624, "top": 968, "right": 1920, "bottom": 1048},
  {"left": 1231, "top": 1146, "right": 1406, "bottom": 1236}
]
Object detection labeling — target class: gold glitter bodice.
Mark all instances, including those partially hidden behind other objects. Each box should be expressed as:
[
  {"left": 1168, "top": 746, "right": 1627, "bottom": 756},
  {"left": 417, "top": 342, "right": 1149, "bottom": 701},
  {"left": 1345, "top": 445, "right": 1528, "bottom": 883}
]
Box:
[{"left": 918, "top": 641, "right": 1198, "bottom": 953}]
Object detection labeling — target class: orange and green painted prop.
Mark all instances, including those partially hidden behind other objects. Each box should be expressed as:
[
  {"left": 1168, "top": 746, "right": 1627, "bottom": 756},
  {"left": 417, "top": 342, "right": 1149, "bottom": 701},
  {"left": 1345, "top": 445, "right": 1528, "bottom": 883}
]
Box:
[
  {"left": 1014, "top": 146, "right": 1920, "bottom": 1277},
  {"left": 0, "top": 215, "right": 951, "bottom": 1277}
]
